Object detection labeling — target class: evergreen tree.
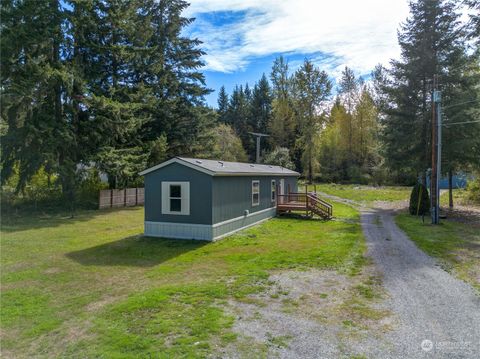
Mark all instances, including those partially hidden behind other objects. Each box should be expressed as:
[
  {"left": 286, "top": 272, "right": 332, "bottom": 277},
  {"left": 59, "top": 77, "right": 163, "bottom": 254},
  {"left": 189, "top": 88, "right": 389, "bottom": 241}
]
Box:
[
  {"left": 269, "top": 56, "right": 296, "bottom": 149},
  {"left": 338, "top": 67, "right": 360, "bottom": 160},
  {"left": 1, "top": 0, "right": 75, "bottom": 197},
  {"left": 1, "top": 0, "right": 214, "bottom": 204},
  {"left": 464, "top": 0, "right": 480, "bottom": 47},
  {"left": 292, "top": 59, "right": 332, "bottom": 182},
  {"left": 250, "top": 74, "right": 272, "bottom": 135},
  {"left": 228, "top": 85, "right": 253, "bottom": 158},
  {"left": 379, "top": 0, "right": 472, "bottom": 182},
  {"left": 217, "top": 86, "right": 229, "bottom": 124}
]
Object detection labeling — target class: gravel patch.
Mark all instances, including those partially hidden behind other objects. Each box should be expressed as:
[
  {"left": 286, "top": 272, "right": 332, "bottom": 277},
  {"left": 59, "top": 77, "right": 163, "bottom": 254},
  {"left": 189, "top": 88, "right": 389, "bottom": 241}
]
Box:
[
  {"left": 362, "top": 208, "right": 480, "bottom": 358},
  {"left": 220, "top": 270, "right": 394, "bottom": 359}
]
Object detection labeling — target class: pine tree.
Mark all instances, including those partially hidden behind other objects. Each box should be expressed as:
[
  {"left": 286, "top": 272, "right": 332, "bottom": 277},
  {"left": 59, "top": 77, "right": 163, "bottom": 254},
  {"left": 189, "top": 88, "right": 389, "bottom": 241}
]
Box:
[
  {"left": 1, "top": 0, "right": 72, "bottom": 194},
  {"left": 292, "top": 59, "right": 332, "bottom": 182},
  {"left": 465, "top": 0, "right": 480, "bottom": 47},
  {"left": 1, "top": 0, "right": 215, "bottom": 205},
  {"left": 380, "top": 0, "right": 472, "bottom": 182},
  {"left": 217, "top": 86, "right": 229, "bottom": 124},
  {"left": 250, "top": 74, "right": 272, "bottom": 135},
  {"left": 269, "top": 56, "right": 296, "bottom": 149},
  {"left": 338, "top": 67, "right": 360, "bottom": 161}
]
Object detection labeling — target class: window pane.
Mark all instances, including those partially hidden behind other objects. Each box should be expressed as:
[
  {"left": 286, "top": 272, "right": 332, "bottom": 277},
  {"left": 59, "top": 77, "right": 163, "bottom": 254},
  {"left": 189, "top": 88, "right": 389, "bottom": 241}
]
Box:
[
  {"left": 170, "top": 185, "right": 181, "bottom": 198},
  {"left": 170, "top": 198, "right": 181, "bottom": 212},
  {"left": 253, "top": 193, "right": 259, "bottom": 204}
]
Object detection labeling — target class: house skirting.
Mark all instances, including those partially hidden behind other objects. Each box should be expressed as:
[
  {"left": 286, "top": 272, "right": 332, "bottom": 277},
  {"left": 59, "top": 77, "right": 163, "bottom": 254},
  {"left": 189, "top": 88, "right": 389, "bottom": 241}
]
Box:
[{"left": 144, "top": 207, "right": 276, "bottom": 241}]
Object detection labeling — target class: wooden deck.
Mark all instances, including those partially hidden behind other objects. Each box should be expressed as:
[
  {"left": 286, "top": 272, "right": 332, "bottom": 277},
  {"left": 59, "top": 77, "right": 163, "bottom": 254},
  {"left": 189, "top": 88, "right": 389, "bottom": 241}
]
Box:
[{"left": 277, "top": 192, "right": 333, "bottom": 219}]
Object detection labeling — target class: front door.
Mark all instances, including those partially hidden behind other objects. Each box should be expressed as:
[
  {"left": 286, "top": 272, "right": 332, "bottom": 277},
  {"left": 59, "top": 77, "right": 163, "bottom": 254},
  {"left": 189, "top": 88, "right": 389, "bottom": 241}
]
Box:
[{"left": 279, "top": 179, "right": 285, "bottom": 204}]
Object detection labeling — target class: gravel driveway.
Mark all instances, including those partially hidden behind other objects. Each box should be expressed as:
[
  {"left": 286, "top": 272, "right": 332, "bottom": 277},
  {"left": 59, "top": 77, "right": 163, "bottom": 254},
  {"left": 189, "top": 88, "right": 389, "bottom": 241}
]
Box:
[{"left": 362, "top": 208, "right": 480, "bottom": 358}]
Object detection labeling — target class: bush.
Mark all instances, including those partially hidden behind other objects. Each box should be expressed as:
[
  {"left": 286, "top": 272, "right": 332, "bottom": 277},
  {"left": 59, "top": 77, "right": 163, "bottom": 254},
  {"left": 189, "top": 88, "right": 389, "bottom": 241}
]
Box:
[
  {"left": 466, "top": 177, "right": 480, "bottom": 204},
  {"left": 409, "top": 183, "right": 430, "bottom": 215}
]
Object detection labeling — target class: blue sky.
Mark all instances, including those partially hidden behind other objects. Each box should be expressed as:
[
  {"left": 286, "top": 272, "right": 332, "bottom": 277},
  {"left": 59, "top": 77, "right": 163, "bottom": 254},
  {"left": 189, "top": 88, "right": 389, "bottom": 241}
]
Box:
[{"left": 184, "top": 0, "right": 411, "bottom": 107}]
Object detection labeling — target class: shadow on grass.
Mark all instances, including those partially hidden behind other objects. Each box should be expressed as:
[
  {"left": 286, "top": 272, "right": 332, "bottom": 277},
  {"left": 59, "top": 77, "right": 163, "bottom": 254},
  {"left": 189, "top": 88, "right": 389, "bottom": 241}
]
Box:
[
  {"left": 1, "top": 207, "right": 141, "bottom": 233},
  {"left": 66, "top": 235, "right": 207, "bottom": 267}
]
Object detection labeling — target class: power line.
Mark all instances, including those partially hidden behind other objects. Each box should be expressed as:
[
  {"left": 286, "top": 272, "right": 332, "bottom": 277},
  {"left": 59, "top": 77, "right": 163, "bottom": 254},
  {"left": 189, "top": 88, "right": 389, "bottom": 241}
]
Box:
[
  {"left": 442, "top": 99, "right": 480, "bottom": 110},
  {"left": 443, "top": 119, "right": 480, "bottom": 126}
]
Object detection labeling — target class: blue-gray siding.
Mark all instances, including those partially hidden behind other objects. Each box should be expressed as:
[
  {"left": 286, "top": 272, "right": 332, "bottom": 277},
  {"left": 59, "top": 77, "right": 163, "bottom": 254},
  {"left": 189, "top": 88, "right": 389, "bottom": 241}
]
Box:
[
  {"left": 212, "top": 175, "right": 297, "bottom": 223},
  {"left": 144, "top": 162, "right": 213, "bottom": 224}
]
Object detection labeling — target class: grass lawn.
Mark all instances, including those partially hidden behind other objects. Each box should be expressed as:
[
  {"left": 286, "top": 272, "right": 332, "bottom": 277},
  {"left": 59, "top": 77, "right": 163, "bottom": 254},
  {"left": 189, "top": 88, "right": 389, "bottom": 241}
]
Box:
[
  {"left": 440, "top": 188, "right": 480, "bottom": 208},
  {"left": 396, "top": 213, "right": 480, "bottom": 292},
  {"left": 1, "top": 203, "right": 373, "bottom": 358},
  {"left": 300, "top": 183, "right": 411, "bottom": 205}
]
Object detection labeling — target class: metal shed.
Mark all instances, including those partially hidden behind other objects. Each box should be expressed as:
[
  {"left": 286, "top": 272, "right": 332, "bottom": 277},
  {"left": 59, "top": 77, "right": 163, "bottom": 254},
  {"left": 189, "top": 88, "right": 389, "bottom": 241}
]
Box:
[{"left": 139, "top": 157, "right": 300, "bottom": 241}]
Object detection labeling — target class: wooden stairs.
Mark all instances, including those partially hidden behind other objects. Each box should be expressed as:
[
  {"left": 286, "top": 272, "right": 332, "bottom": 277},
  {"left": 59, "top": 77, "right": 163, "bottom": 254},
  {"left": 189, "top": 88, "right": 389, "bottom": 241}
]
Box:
[{"left": 277, "top": 191, "right": 333, "bottom": 220}]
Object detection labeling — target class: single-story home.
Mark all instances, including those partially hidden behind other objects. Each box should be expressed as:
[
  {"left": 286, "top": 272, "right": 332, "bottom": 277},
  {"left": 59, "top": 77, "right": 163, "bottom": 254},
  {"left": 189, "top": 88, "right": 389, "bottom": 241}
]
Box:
[{"left": 139, "top": 157, "right": 300, "bottom": 241}]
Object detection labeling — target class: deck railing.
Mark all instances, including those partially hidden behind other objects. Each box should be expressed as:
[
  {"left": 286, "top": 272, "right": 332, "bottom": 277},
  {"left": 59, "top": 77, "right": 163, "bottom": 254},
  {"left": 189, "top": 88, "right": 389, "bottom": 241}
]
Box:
[{"left": 276, "top": 191, "right": 332, "bottom": 219}]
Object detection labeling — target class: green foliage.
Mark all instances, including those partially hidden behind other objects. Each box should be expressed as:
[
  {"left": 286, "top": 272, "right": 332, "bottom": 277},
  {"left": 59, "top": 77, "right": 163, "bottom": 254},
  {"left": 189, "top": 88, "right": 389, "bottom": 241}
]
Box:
[
  {"left": 1, "top": 0, "right": 213, "bottom": 208},
  {"left": 409, "top": 183, "right": 430, "bottom": 216},
  {"left": 293, "top": 59, "right": 332, "bottom": 182},
  {"left": 376, "top": 0, "right": 479, "bottom": 177},
  {"left": 466, "top": 176, "right": 480, "bottom": 204},
  {"left": 199, "top": 124, "right": 248, "bottom": 162},
  {"left": 262, "top": 147, "right": 295, "bottom": 169},
  {"left": 148, "top": 135, "right": 168, "bottom": 167}
]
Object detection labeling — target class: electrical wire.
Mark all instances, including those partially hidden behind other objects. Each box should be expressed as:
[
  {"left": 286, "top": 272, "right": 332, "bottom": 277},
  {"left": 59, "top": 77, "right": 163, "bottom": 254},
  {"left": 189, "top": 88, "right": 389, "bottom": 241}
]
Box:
[{"left": 443, "top": 119, "right": 480, "bottom": 126}]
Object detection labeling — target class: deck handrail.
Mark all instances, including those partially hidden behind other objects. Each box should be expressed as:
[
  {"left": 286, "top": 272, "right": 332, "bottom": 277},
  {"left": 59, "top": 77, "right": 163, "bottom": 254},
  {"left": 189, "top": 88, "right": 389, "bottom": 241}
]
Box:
[{"left": 277, "top": 192, "right": 332, "bottom": 219}]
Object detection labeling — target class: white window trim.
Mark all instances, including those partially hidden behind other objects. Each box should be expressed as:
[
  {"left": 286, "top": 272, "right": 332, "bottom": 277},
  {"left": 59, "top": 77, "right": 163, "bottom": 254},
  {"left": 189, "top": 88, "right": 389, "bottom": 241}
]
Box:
[
  {"left": 252, "top": 180, "right": 260, "bottom": 207},
  {"left": 161, "top": 181, "right": 190, "bottom": 215},
  {"left": 271, "top": 180, "right": 276, "bottom": 202}
]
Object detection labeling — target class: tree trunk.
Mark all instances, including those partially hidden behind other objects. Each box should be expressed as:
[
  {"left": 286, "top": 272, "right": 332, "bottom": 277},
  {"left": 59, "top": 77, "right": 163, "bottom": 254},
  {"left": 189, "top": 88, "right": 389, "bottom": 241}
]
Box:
[{"left": 448, "top": 169, "right": 453, "bottom": 209}]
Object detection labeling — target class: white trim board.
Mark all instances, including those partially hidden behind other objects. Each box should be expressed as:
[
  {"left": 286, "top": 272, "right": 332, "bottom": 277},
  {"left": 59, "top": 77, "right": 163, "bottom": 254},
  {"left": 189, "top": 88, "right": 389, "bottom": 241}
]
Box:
[{"left": 139, "top": 157, "right": 214, "bottom": 176}]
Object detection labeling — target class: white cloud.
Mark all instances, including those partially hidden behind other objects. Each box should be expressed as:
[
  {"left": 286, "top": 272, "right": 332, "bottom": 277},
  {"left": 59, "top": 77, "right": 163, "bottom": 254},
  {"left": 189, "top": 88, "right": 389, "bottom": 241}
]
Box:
[{"left": 186, "top": 0, "right": 411, "bottom": 75}]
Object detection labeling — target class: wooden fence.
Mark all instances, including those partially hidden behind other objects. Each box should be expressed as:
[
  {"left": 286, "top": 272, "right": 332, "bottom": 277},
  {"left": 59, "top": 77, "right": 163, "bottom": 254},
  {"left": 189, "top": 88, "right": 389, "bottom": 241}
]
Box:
[{"left": 99, "top": 188, "right": 144, "bottom": 209}]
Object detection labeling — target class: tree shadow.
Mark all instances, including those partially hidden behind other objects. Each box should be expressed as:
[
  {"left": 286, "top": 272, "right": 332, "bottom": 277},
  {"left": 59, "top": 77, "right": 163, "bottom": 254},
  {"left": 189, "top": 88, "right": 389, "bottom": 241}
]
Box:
[{"left": 66, "top": 235, "right": 208, "bottom": 267}]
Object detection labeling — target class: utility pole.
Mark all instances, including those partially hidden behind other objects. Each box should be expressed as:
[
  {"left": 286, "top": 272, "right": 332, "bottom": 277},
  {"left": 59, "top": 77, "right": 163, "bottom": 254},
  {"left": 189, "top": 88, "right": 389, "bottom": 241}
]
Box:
[
  {"left": 431, "top": 74, "right": 442, "bottom": 225},
  {"left": 248, "top": 132, "right": 269, "bottom": 163}
]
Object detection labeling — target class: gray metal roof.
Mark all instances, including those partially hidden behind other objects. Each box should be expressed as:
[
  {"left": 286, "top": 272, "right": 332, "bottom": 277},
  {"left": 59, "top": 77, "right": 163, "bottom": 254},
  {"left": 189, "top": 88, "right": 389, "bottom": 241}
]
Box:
[{"left": 139, "top": 157, "right": 300, "bottom": 176}]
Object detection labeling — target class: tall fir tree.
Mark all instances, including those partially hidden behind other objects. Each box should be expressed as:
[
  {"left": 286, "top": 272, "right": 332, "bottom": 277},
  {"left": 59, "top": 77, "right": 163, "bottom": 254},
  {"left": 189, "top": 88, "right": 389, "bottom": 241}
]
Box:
[
  {"left": 379, "top": 0, "right": 474, "bottom": 182},
  {"left": 292, "top": 59, "right": 332, "bottom": 182},
  {"left": 250, "top": 74, "right": 272, "bottom": 135},
  {"left": 1, "top": 0, "right": 214, "bottom": 203},
  {"left": 269, "top": 56, "right": 296, "bottom": 149},
  {"left": 217, "top": 86, "right": 229, "bottom": 124}
]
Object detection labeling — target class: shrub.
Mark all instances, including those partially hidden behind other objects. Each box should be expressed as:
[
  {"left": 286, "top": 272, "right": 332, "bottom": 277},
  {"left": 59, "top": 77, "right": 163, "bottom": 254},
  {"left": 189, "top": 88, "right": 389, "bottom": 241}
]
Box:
[
  {"left": 465, "top": 177, "right": 480, "bottom": 204},
  {"left": 409, "top": 183, "right": 430, "bottom": 215}
]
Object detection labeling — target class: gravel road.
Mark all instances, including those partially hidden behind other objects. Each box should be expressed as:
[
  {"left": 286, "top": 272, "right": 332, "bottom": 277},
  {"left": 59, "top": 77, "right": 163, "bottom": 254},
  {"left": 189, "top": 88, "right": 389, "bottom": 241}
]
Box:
[{"left": 362, "top": 208, "right": 480, "bottom": 358}]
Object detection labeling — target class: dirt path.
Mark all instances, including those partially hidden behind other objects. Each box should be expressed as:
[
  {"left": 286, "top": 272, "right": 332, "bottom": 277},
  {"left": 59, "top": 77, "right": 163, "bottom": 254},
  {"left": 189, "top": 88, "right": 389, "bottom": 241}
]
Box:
[{"left": 362, "top": 208, "right": 480, "bottom": 358}]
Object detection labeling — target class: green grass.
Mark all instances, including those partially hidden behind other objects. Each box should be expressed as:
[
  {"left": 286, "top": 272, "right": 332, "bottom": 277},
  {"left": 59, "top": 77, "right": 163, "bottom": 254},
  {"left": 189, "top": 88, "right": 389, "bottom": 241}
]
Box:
[
  {"left": 396, "top": 213, "right": 480, "bottom": 292},
  {"left": 1, "top": 203, "right": 366, "bottom": 358},
  {"left": 440, "top": 188, "right": 480, "bottom": 208},
  {"left": 300, "top": 183, "right": 411, "bottom": 205}
]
